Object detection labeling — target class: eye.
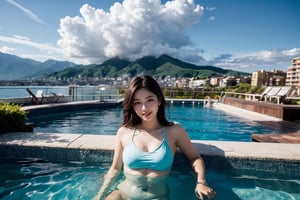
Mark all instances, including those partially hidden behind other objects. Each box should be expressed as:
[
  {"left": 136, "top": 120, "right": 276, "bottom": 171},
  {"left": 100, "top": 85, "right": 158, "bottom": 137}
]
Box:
[
  {"left": 148, "top": 98, "right": 154, "bottom": 102},
  {"left": 133, "top": 101, "right": 140, "bottom": 106}
]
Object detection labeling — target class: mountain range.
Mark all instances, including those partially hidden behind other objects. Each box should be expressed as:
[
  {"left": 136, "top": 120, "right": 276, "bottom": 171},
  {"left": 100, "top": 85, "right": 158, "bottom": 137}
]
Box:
[
  {"left": 0, "top": 52, "right": 76, "bottom": 80},
  {"left": 48, "top": 54, "right": 250, "bottom": 79},
  {"left": 0, "top": 52, "right": 249, "bottom": 80}
]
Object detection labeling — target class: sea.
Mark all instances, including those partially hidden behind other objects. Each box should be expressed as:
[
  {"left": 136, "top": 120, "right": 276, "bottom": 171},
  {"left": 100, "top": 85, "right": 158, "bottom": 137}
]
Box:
[{"left": 0, "top": 86, "right": 69, "bottom": 99}]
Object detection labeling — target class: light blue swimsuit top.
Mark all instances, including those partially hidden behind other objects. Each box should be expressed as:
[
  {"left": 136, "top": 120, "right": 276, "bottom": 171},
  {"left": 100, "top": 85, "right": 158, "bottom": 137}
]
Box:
[{"left": 122, "top": 127, "right": 174, "bottom": 171}]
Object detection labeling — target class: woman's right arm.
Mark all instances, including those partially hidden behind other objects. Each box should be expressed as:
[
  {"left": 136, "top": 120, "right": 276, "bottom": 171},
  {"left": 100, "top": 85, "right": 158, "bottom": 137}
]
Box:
[{"left": 92, "top": 128, "right": 125, "bottom": 200}]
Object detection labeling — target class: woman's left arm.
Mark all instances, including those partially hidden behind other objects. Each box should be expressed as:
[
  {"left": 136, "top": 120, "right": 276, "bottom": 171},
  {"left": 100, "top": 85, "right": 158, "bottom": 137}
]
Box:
[{"left": 174, "top": 124, "right": 216, "bottom": 199}]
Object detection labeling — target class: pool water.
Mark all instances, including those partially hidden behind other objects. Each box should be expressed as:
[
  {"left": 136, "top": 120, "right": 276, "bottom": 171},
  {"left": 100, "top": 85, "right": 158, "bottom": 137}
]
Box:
[
  {"left": 0, "top": 159, "right": 299, "bottom": 200},
  {"left": 29, "top": 104, "right": 276, "bottom": 141}
]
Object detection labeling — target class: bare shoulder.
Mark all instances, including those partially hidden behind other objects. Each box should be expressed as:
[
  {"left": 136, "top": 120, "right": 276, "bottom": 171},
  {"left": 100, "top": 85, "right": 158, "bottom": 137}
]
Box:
[
  {"left": 116, "top": 126, "right": 134, "bottom": 144},
  {"left": 166, "top": 123, "right": 188, "bottom": 139},
  {"left": 117, "top": 126, "right": 134, "bottom": 134},
  {"left": 167, "top": 123, "right": 186, "bottom": 134}
]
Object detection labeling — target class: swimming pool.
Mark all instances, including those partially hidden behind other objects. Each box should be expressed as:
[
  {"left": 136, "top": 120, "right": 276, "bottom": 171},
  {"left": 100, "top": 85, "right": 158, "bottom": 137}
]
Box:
[
  {"left": 1, "top": 159, "right": 299, "bottom": 200},
  {"left": 28, "top": 103, "right": 281, "bottom": 142},
  {"left": 15, "top": 102, "right": 299, "bottom": 199}
]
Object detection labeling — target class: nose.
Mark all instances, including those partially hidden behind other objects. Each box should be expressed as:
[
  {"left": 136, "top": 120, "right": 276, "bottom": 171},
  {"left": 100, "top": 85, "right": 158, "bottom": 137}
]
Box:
[{"left": 141, "top": 102, "right": 148, "bottom": 110}]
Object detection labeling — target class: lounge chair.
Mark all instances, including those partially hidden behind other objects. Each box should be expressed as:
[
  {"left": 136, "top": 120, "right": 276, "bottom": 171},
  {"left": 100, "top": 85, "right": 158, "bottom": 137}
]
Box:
[
  {"left": 276, "top": 86, "right": 291, "bottom": 97},
  {"left": 267, "top": 86, "right": 291, "bottom": 104},
  {"left": 51, "top": 92, "right": 61, "bottom": 103},
  {"left": 245, "top": 86, "right": 272, "bottom": 101},
  {"left": 26, "top": 88, "right": 44, "bottom": 104},
  {"left": 258, "top": 86, "right": 273, "bottom": 101}
]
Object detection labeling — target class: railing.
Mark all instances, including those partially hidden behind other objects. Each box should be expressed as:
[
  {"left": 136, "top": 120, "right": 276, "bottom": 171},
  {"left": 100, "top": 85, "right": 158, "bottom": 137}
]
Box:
[
  {"left": 68, "top": 85, "right": 122, "bottom": 102},
  {"left": 2, "top": 85, "right": 299, "bottom": 105},
  {"left": 0, "top": 86, "right": 68, "bottom": 98},
  {"left": 223, "top": 90, "right": 300, "bottom": 105},
  {"left": 0, "top": 85, "right": 122, "bottom": 104},
  {"left": 162, "top": 88, "right": 223, "bottom": 100}
]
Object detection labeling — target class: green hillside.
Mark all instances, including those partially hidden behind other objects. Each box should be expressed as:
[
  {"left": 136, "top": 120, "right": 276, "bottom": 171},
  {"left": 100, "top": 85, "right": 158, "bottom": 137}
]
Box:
[{"left": 48, "top": 54, "right": 249, "bottom": 79}]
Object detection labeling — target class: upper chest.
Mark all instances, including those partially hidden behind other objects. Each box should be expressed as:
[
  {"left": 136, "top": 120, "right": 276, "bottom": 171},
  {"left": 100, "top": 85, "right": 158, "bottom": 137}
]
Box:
[{"left": 123, "top": 127, "right": 176, "bottom": 152}]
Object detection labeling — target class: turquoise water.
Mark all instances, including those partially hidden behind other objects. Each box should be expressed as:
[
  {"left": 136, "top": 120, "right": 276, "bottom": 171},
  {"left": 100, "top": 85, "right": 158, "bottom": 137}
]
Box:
[
  {"left": 2, "top": 87, "right": 299, "bottom": 199},
  {"left": 29, "top": 103, "right": 277, "bottom": 141},
  {"left": 0, "top": 159, "right": 299, "bottom": 200}
]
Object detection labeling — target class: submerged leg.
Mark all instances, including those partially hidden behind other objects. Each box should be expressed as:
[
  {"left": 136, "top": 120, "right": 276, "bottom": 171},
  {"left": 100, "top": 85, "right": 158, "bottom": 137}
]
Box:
[{"left": 105, "top": 190, "right": 123, "bottom": 200}]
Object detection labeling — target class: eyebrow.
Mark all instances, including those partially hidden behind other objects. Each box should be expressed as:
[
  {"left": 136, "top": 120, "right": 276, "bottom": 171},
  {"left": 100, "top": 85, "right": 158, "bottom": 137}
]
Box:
[{"left": 133, "top": 95, "right": 155, "bottom": 101}]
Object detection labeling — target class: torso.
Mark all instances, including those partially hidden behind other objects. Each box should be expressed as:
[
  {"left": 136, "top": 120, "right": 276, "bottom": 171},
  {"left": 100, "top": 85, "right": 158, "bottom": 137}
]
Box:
[
  {"left": 118, "top": 125, "right": 177, "bottom": 199},
  {"left": 117, "top": 173, "right": 169, "bottom": 200},
  {"left": 121, "top": 126, "right": 176, "bottom": 177}
]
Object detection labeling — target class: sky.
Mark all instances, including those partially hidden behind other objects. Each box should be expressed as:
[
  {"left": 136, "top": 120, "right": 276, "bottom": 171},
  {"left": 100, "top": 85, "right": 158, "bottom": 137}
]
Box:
[{"left": 0, "top": 0, "right": 299, "bottom": 73}]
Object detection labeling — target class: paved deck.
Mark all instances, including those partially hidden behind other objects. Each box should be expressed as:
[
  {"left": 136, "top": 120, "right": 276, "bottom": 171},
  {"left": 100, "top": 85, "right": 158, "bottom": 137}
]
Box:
[
  {"left": 214, "top": 103, "right": 300, "bottom": 144},
  {"left": 0, "top": 132, "right": 299, "bottom": 177},
  {"left": 213, "top": 102, "right": 282, "bottom": 121},
  {"left": 252, "top": 132, "right": 300, "bottom": 143},
  {"left": 0, "top": 132, "right": 299, "bottom": 161}
]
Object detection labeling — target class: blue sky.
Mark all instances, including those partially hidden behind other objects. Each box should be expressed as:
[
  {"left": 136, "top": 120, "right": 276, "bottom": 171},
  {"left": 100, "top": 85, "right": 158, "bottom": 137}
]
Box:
[{"left": 0, "top": 0, "right": 299, "bottom": 73}]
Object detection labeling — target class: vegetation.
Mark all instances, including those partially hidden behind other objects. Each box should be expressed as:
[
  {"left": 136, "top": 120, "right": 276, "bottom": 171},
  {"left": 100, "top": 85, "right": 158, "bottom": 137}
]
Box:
[
  {"left": 47, "top": 54, "right": 250, "bottom": 80},
  {"left": 118, "top": 82, "right": 266, "bottom": 100},
  {"left": 162, "top": 87, "right": 224, "bottom": 99},
  {"left": 159, "top": 83, "right": 270, "bottom": 101},
  {"left": 0, "top": 102, "right": 31, "bottom": 134}
]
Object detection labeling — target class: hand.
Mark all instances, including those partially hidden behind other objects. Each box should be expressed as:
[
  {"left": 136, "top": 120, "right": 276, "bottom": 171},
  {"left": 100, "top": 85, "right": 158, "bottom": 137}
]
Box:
[{"left": 194, "top": 183, "right": 216, "bottom": 200}]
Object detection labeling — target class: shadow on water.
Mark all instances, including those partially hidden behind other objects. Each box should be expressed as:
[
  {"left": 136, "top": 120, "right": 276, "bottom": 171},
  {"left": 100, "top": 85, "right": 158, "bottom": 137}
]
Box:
[{"left": 254, "top": 120, "right": 300, "bottom": 133}]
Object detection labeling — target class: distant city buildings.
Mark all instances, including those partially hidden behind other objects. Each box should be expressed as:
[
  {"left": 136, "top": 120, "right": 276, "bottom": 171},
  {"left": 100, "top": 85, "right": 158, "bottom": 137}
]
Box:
[
  {"left": 286, "top": 57, "right": 300, "bottom": 87},
  {"left": 250, "top": 57, "right": 300, "bottom": 89},
  {"left": 1, "top": 57, "right": 299, "bottom": 93},
  {"left": 251, "top": 70, "right": 286, "bottom": 87}
]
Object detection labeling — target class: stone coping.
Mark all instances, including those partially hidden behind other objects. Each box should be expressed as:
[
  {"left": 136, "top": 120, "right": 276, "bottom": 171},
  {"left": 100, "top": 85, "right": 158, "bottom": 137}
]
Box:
[
  {"left": 213, "top": 102, "right": 282, "bottom": 121},
  {"left": 1, "top": 132, "right": 299, "bottom": 161},
  {"left": 21, "top": 100, "right": 108, "bottom": 111},
  {"left": 1, "top": 132, "right": 300, "bottom": 178}
]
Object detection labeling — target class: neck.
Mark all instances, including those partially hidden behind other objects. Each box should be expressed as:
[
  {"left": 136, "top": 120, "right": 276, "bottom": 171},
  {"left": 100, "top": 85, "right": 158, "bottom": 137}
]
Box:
[{"left": 140, "top": 120, "right": 161, "bottom": 132}]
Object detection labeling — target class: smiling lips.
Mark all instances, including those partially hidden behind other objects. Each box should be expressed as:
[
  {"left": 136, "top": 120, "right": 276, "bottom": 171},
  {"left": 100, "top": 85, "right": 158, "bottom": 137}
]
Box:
[{"left": 142, "top": 111, "right": 151, "bottom": 118}]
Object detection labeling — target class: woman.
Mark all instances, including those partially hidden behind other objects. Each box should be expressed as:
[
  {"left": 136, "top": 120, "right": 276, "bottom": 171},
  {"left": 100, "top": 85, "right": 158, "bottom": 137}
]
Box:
[{"left": 93, "top": 75, "right": 216, "bottom": 200}]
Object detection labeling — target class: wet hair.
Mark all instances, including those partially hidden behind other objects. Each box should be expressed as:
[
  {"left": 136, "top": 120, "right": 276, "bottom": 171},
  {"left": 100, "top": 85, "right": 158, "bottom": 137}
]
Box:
[{"left": 122, "top": 75, "right": 173, "bottom": 127}]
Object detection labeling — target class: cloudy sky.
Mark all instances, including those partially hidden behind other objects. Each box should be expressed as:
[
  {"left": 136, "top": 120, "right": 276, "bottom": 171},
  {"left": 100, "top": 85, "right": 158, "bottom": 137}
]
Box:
[{"left": 0, "top": 0, "right": 299, "bottom": 73}]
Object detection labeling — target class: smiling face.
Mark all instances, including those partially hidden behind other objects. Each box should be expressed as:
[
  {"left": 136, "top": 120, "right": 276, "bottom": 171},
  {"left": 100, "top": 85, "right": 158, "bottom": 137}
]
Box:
[
  {"left": 122, "top": 75, "right": 172, "bottom": 127},
  {"left": 133, "top": 88, "right": 160, "bottom": 123}
]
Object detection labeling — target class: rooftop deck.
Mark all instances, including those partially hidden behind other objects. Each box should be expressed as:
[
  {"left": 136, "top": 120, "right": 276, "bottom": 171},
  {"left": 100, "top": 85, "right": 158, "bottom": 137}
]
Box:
[
  {"left": 252, "top": 132, "right": 300, "bottom": 143},
  {"left": 0, "top": 100, "right": 299, "bottom": 178},
  {"left": 213, "top": 101, "right": 300, "bottom": 144}
]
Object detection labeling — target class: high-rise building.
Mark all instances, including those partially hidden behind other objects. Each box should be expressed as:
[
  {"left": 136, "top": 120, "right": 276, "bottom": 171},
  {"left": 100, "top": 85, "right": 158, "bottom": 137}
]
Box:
[
  {"left": 286, "top": 57, "right": 300, "bottom": 87},
  {"left": 251, "top": 70, "right": 286, "bottom": 87}
]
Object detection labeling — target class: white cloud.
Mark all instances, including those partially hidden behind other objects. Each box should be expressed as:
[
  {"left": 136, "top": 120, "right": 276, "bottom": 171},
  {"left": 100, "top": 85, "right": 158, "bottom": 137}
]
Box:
[
  {"left": 13, "top": 35, "right": 30, "bottom": 41},
  {"left": 0, "top": 35, "right": 60, "bottom": 53},
  {"left": 0, "top": 45, "right": 16, "bottom": 54},
  {"left": 282, "top": 48, "right": 300, "bottom": 57},
  {"left": 209, "top": 16, "right": 215, "bottom": 21},
  {"left": 0, "top": 35, "right": 73, "bottom": 62},
  {"left": 57, "top": 0, "right": 204, "bottom": 64},
  {"left": 208, "top": 49, "right": 300, "bottom": 72},
  {"left": 5, "top": 0, "right": 45, "bottom": 24},
  {"left": 206, "top": 7, "right": 216, "bottom": 12}
]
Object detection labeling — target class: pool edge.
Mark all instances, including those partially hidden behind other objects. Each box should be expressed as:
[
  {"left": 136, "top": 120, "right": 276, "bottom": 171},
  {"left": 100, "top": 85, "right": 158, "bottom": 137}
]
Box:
[{"left": 0, "top": 132, "right": 299, "bottom": 177}]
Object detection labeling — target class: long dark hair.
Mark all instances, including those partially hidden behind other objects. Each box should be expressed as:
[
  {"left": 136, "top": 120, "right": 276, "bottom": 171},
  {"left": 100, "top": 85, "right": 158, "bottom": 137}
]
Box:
[{"left": 122, "top": 75, "right": 173, "bottom": 127}]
